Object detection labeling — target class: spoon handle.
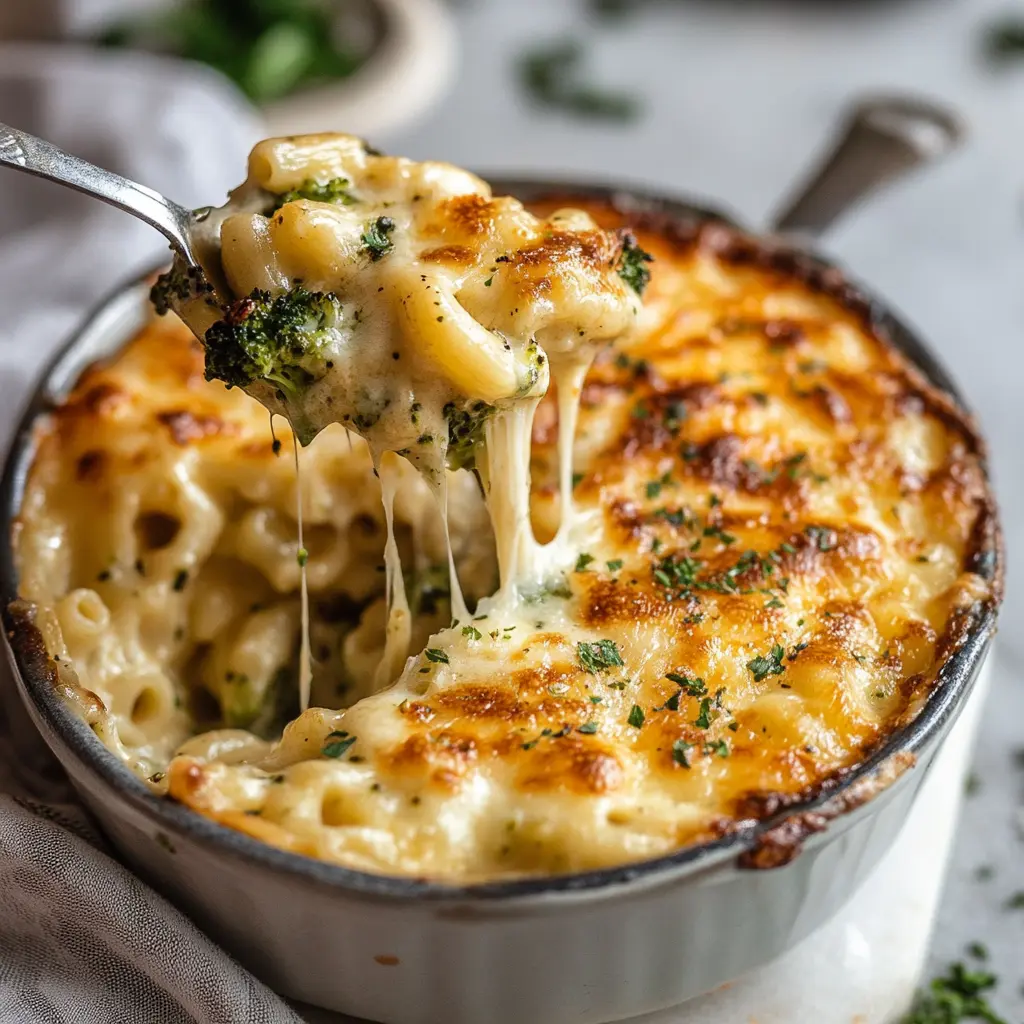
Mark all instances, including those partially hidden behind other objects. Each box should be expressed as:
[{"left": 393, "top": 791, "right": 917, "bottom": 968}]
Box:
[
  {"left": 0, "top": 121, "right": 198, "bottom": 264},
  {"left": 769, "top": 96, "right": 964, "bottom": 238}
]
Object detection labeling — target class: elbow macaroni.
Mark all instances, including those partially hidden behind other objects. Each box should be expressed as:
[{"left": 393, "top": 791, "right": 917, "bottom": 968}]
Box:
[{"left": 14, "top": 189, "right": 998, "bottom": 882}]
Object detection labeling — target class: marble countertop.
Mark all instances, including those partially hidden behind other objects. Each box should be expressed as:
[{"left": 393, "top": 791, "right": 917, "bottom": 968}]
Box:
[{"left": 379, "top": 0, "right": 1024, "bottom": 1016}]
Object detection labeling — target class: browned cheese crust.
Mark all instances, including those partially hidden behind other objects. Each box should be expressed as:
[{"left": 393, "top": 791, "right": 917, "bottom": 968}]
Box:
[{"left": 14, "top": 195, "right": 1000, "bottom": 880}]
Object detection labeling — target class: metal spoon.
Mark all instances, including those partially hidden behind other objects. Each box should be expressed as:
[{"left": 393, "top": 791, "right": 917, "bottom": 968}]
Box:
[{"left": 0, "top": 121, "right": 204, "bottom": 263}]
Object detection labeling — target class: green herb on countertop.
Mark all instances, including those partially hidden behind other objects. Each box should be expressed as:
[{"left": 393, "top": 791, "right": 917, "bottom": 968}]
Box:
[
  {"left": 984, "top": 16, "right": 1024, "bottom": 64},
  {"left": 899, "top": 960, "right": 1008, "bottom": 1023},
  {"left": 518, "top": 40, "right": 642, "bottom": 122}
]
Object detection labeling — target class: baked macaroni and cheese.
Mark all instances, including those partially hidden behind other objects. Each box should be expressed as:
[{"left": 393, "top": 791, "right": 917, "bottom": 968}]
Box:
[{"left": 12, "top": 137, "right": 999, "bottom": 881}]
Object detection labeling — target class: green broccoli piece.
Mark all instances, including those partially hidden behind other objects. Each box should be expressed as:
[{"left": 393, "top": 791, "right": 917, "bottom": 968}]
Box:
[
  {"left": 203, "top": 286, "right": 343, "bottom": 400},
  {"left": 361, "top": 215, "right": 396, "bottom": 261},
  {"left": 272, "top": 176, "right": 356, "bottom": 212},
  {"left": 617, "top": 231, "right": 654, "bottom": 296},
  {"left": 445, "top": 400, "right": 494, "bottom": 471},
  {"left": 150, "top": 262, "right": 215, "bottom": 316}
]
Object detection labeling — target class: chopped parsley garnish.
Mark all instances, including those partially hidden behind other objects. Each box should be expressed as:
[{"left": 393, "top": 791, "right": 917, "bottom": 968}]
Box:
[
  {"left": 322, "top": 731, "right": 357, "bottom": 758},
  {"left": 703, "top": 524, "right": 737, "bottom": 546},
  {"left": 645, "top": 472, "right": 673, "bottom": 500},
  {"left": 522, "top": 725, "right": 572, "bottom": 750},
  {"left": 617, "top": 232, "right": 654, "bottom": 296},
  {"left": 747, "top": 643, "right": 786, "bottom": 682},
  {"left": 804, "top": 525, "right": 837, "bottom": 552},
  {"left": 575, "top": 552, "right": 595, "bottom": 572},
  {"left": 361, "top": 215, "right": 395, "bottom": 261},
  {"left": 577, "top": 639, "right": 625, "bottom": 674},
  {"left": 172, "top": 569, "right": 189, "bottom": 592},
  {"left": 653, "top": 554, "right": 701, "bottom": 591},
  {"left": 704, "top": 739, "right": 730, "bottom": 758},
  {"left": 462, "top": 625, "right": 482, "bottom": 641},
  {"left": 672, "top": 738, "right": 693, "bottom": 767},
  {"left": 578, "top": 721, "right": 599, "bottom": 734},
  {"left": 606, "top": 559, "right": 624, "bottom": 572},
  {"left": 424, "top": 648, "right": 449, "bottom": 664},
  {"left": 1005, "top": 891, "right": 1024, "bottom": 909},
  {"left": 693, "top": 697, "right": 713, "bottom": 729},
  {"left": 627, "top": 704, "right": 645, "bottom": 728},
  {"left": 666, "top": 672, "right": 707, "bottom": 696}
]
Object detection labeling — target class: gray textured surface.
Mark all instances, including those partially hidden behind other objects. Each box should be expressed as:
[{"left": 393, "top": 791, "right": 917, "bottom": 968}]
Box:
[{"left": 381, "top": 0, "right": 1024, "bottom": 1016}]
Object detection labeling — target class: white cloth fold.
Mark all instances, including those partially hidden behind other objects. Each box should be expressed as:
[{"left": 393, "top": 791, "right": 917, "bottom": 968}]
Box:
[{"left": 0, "top": 44, "right": 309, "bottom": 1024}]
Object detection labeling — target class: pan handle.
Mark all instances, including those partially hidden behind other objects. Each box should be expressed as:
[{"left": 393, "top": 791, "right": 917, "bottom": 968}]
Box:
[{"left": 769, "top": 96, "right": 964, "bottom": 238}]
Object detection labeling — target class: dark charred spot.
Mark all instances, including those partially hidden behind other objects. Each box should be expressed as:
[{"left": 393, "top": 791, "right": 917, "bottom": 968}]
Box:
[
  {"left": 419, "top": 245, "right": 476, "bottom": 265},
  {"left": 75, "top": 450, "right": 106, "bottom": 482},
  {"left": 440, "top": 193, "right": 496, "bottom": 235},
  {"left": 516, "top": 738, "right": 624, "bottom": 795},
  {"left": 157, "top": 410, "right": 231, "bottom": 445},
  {"left": 808, "top": 385, "right": 853, "bottom": 425},
  {"left": 79, "top": 382, "right": 127, "bottom": 416}
]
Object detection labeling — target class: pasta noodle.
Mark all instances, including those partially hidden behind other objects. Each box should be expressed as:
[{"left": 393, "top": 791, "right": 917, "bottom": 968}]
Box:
[{"left": 13, "top": 174, "right": 998, "bottom": 881}]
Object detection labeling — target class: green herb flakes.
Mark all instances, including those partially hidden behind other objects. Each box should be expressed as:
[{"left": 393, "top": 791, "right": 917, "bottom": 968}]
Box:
[
  {"left": 575, "top": 552, "right": 595, "bottom": 573},
  {"left": 672, "top": 738, "right": 693, "bottom": 768},
  {"left": 361, "top": 215, "right": 395, "bottom": 261},
  {"left": 577, "top": 639, "right": 625, "bottom": 674},
  {"left": 322, "top": 731, "right": 357, "bottom": 759},
  {"left": 747, "top": 643, "right": 786, "bottom": 682}
]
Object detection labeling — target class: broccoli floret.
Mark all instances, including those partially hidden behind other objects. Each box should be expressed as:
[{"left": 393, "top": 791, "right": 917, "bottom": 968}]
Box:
[
  {"left": 445, "top": 400, "right": 494, "bottom": 471},
  {"left": 361, "top": 216, "right": 396, "bottom": 261},
  {"left": 150, "top": 262, "right": 214, "bottom": 316},
  {"left": 617, "top": 231, "right": 654, "bottom": 296},
  {"left": 407, "top": 564, "right": 450, "bottom": 617},
  {"left": 203, "top": 287, "right": 343, "bottom": 400},
  {"left": 272, "top": 176, "right": 356, "bottom": 212}
]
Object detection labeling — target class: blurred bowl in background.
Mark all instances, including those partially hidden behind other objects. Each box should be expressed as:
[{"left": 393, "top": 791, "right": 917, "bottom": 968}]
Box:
[
  {"left": 0, "top": 0, "right": 456, "bottom": 144},
  {"left": 262, "top": 0, "right": 456, "bottom": 138}
]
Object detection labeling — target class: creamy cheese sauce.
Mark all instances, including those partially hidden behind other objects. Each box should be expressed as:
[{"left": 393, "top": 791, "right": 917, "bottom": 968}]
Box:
[
  {"left": 16, "top": 197, "right": 998, "bottom": 881},
  {"left": 162, "top": 134, "right": 641, "bottom": 701}
]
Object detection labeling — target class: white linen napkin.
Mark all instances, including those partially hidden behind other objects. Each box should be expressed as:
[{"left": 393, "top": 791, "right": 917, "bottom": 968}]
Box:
[{"left": 0, "top": 43, "right": 310, "bottom": 1024}]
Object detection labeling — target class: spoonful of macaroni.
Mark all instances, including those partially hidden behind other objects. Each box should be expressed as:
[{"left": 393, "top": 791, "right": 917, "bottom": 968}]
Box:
[{"left": 0, "top": 126, "right": 651, "bottom": 704}]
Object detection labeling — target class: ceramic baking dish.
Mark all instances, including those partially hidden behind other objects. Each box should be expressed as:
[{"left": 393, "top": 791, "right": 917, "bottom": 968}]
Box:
[{"left": 0, "top": 98, "right": 1002, "bottom": 1023}]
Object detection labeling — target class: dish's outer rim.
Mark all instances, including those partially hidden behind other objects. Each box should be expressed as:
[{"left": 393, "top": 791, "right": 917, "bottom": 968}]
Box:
[{"left": 0, "top": 178, "right": 1001, "bottom": 905}]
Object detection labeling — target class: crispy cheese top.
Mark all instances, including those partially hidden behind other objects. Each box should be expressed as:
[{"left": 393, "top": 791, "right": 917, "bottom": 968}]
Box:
[{"left": 15, "top": 197, "right": 999, "bottom": 881}]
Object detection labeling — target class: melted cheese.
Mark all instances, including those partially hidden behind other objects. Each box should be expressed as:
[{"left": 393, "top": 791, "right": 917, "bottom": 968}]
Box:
[
  {"left": 165, "top": 134, "right": 641, "bottom": 709},
  {"left": 14, "top": 198, "right": 997, "bottom": 881}
]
